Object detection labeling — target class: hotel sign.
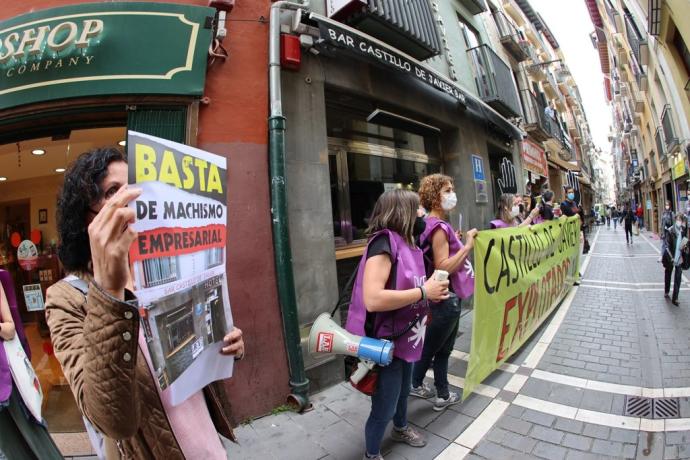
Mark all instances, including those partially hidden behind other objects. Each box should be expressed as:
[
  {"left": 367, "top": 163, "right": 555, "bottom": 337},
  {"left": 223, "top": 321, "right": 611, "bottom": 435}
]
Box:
[{"left": 0, "top": 2, "right": 214, "bottom": 110}]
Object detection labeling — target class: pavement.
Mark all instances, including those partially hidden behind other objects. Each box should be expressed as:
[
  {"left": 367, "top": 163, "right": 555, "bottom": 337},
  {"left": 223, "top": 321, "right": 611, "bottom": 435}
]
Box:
[{"left": 228, "top": 225, "right": 690, "bottom": 460}]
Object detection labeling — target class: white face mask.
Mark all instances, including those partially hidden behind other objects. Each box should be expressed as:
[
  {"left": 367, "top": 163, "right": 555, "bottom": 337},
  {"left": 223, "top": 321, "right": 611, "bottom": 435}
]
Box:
[
  {"left": 676, "top": 221, "right": 683, "bottom": 229},
  {"left": 666, "top": 206, "right": 671, "bottom": 211},
  {"left": 441, "top": 192, "right": 458, "bottom": 211},
  {"left": 510, "top": 205, "right": 520, "bottom": 218}
]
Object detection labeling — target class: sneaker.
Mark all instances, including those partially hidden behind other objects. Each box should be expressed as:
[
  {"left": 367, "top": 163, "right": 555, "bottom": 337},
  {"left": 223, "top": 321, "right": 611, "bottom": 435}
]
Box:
[
  {"left": 433, "top": 392, "right": 461, "bottom": 411},
  {"left": 391, "top": 426, "right": 427, "bottom": 447},
  {"left": 672, "top": 299, "right": 680, "bottom": 306},
  {"left": 665, "top": 293, "right": 670, "bottom": 299},
  {"left": 409, "top": 383, "right": 435, "bottom": 399},
  {"left": 363, "top": 454, "right": 384, "bottom": 460}
]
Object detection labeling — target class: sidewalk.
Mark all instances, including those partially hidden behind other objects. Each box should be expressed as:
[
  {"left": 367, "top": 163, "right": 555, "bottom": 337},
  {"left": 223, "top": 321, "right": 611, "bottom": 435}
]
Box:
[{"left": 229, "top": 226, "right": 690, "bottom": 460}]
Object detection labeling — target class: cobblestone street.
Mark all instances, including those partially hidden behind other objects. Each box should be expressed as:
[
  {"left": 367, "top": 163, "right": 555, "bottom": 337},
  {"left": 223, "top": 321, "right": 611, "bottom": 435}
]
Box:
[{"left": 232, "top": 225, "right": 690, "bottom": 459}]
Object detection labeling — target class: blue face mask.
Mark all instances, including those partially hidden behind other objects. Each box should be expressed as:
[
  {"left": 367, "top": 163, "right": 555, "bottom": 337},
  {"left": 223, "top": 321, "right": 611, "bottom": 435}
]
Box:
[{"left": 567, "top": 193, "right": 575, "bottom": 200}]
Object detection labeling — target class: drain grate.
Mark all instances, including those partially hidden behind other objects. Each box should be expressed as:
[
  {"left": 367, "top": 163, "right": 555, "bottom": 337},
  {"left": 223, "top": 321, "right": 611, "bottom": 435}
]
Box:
[
  {"left": 624, "top": 396, "right": 652, "bottom": 417},
  {"left": 624, "top": 396, "right": 681, "bottom": 419},
  {"left": 654, "top": 398, "right": 680, "bottom": 419}
]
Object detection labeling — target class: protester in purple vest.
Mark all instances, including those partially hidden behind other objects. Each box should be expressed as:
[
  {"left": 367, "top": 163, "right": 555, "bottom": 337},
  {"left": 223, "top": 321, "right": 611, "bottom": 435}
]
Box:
[
  {"left": 0, "top": 276, "right": 63, "bottom": 459},
  {"left": 408, "top": 174, "right": 477, "bottom": 410},
  {"left": 489, "top": 193, "right": 540, "bottom": 229},
  {"left": 345, "top": 189, "right": 449, "bottom": 460}
]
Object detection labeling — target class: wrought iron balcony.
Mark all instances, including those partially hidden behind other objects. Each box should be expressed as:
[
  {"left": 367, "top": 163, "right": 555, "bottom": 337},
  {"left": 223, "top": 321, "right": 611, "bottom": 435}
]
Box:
[
  {"left": 625, "top": 14, "right": 648, "bottom": 67},
  {"left": 655, "top": 127, "right": 666, "bottom": 162},
  {"left": 334, "top": 0, "right": 441, "bottom": 60},
  {"left": 661, "top": 104, "right": 678, "bottom": 151},
  {"left": 467, "top": 44, "right": 522, "bottom": 118},
  {"left": 519, "top": 89, "right": 550, "bottom": 141},
  {"left": 493, "top": 10, "right": 529, "bottom": 62}
]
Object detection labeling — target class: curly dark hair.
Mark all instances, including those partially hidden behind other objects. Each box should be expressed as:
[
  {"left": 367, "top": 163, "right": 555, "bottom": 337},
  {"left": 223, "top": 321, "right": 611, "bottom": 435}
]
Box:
[
  {"left": 57, "top": 147, "right": 127, "bottom": 272},
  {"left": 418, "top": 174, "right": 453, "bottom": 212}
]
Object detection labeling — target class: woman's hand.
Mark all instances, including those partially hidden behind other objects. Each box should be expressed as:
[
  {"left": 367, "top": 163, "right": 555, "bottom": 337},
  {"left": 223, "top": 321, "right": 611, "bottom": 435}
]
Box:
[
  {"left": 423, "top": 277, "right": 450, "bottom": 302},
  {"left": 89, "top": 185, "right": 141, "bottom": 300},
  {"left": 221, "top": 327, "right": 245, "bottom": 359},
  {"left": 465, "top": 228, "right": 478, "bottom": 247}
]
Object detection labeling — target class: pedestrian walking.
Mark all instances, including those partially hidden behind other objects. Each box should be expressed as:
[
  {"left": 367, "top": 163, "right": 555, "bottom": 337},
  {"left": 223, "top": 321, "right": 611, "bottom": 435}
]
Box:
[
  {"left": 345, "top": 189, "right": 449, "bottom": 460},
  {"left": 623, "top": 204, "right": 635, "bottom": 244},
  {"left": 46, "top": 148, "right": 244, "bottom": 459},
  {"left": 636, "top": 203, "right": 644, "bottom": 231},
  {"left": 606, "top": 206, "right": 611, "bottom": 228},
  {"left": 0, "top": 279, "right": 63, "bottom": 460},
  {"left": 410, "top": 175, "right": 477, "bottom": 411},
  {"left": 663, "top": 214, "right": 689, "bottom": 306},
  {"left": 490, "top": 193, "right": 540, "bottom": 229},
  {"left": 660, "top": 201, "right": 675, "bottom": 259},
  {"left": 612, "top": 206, "right": 619, "bottom": 230}
]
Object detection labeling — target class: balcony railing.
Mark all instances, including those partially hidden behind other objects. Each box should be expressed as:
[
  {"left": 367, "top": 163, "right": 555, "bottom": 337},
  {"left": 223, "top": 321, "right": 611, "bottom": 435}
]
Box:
[
  {"left": 519, "top": 89, "right": 550, "bottom": 141},
  {"left": 467, "top": 44, "right": 522, "bottom": 118},
  {"left": 655, "top": 127, "right": 666, "bottom": 162},
  {"left": 493, "top": 10, "right": 529, "bottom": 61},
  {"left": 625, "top": 14, "right": 648, "bottom": 67},
  {"left": 661, "top": 104, "right": 679, "bottom": 151}
]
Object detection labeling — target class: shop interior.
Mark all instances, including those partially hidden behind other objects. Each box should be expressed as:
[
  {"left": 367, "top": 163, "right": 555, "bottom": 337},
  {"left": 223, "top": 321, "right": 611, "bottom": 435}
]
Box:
[{"left": 0, "top": 125, "right": 126, "bottom": 435}]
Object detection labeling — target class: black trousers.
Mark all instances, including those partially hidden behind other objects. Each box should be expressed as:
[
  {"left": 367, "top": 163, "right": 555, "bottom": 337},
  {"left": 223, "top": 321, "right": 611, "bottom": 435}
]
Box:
[
  {"left": 625, "top": 225, "right": 633, "bottom": 242},
  {"left": 665, "top": 264, "right": 683, "bottom": 302}
]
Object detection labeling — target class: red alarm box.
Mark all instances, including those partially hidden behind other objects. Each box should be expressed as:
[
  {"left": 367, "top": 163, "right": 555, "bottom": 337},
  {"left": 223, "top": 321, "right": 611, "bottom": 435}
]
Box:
[{"left": 281, "top": 34, "right": 301, "bottom": 71}]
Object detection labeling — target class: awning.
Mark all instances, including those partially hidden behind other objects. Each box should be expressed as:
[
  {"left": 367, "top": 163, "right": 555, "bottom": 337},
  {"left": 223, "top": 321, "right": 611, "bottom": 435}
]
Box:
[
  {"left": 547, "top": 155, "right": 580, "bottom": 172},
  {"left": 310, "top": 13, "right": 524, "bottom": 140}
]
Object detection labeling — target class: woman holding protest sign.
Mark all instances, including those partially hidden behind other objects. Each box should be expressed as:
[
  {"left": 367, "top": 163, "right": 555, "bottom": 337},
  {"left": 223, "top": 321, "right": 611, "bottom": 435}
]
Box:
[
  {"left": 345, "top": 189, "right": 449, "bottom": 460},
  {"left": 409, "top": 175, "right": 477, "bottom": 411},
  {"left": 489, "top": 193, "right": 540, "bottom": 229},
  {"left": 45, "top": 147, "right": 244, "bottom": 460},
  {"left": 0, "top": 279, "right": 63, "bottom": 459}
]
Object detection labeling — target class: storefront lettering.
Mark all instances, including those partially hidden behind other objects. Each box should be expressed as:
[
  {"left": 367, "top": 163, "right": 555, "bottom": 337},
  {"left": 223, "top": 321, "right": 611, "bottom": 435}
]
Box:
[
  {"left": 5, "top": 55, "right": 94, "bottom": 78},
  {"left": 0, "top": 19, "right": 102, "bottom": 64},
  {"left": 321, "top": 22, "right": 466, "bottom": 105}
]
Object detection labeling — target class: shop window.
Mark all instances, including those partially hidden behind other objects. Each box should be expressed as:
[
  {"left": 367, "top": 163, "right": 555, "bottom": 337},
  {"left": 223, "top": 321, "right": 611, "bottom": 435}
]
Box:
[
  {"left": 142, "top": 255, "right": 180, "bottom": 287},
  {"left": 326, "top": 101, "right": 440, "bottom": 247},
  {"left": 165, "top": 305, "right": 195, "bottom": 354}
]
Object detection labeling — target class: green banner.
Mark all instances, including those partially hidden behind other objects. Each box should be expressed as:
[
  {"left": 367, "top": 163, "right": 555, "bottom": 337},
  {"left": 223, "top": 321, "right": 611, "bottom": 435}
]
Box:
[
  {"left": 0, "top": 2, "right": 214, "bottom": 110},
  {"left": 463, "top": 216, "right": 581, "bottom": 399}
]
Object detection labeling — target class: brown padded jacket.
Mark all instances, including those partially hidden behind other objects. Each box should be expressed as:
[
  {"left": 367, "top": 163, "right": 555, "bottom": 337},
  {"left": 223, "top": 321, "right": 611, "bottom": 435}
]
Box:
[{"left": 45, "top": 277, "right": 235, "bottom": 459}]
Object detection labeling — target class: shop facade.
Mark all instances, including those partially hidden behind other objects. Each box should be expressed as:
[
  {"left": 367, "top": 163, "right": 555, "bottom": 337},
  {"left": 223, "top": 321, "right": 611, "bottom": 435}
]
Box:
[
  {"left": 0, "top": 1, "right": 289, "bottom": 453},
  {"left": 280, "top": 9, "right": 525, "bottom": 388}
]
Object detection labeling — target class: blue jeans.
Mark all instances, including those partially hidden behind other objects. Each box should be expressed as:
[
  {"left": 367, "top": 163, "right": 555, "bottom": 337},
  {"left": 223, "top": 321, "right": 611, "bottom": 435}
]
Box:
[
  {"left": 365, "top": 358, "right": 412, "bottom": 456},
  {"left": 411, "top": 297, "right": 461, "bottom": 399}
]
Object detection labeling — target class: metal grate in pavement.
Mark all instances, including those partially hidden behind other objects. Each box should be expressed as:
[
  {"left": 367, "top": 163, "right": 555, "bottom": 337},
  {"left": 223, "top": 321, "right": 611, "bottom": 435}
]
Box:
[
  {"left": 653, "top": 398, "right": 680, "bottom": 419},
  {"left": 623, "top": 396, "right": 680, "bottom": 419},
  {"left": 624, "top": 396, "right": 652, "bottom": 417}
]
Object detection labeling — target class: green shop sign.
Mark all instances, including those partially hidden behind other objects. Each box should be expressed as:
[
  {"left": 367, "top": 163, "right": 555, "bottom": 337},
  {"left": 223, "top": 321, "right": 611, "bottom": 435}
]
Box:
[{"left": 0, "top": 2, "right": 214, "bottom": 110}]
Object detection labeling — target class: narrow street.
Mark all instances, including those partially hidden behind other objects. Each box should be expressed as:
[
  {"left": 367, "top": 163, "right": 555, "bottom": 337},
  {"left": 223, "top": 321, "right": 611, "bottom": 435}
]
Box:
[{"left": 232, "top": 225, "right": 690, "bottom": 460}]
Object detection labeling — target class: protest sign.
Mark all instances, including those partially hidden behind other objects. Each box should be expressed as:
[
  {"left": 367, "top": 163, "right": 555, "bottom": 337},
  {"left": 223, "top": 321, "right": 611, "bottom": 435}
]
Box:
[
  {"left": 463, "top": 216, "right": 581, "bottom": 399},
  {"left": 128, "top": 131, "right": 233, "bottom": 406}
]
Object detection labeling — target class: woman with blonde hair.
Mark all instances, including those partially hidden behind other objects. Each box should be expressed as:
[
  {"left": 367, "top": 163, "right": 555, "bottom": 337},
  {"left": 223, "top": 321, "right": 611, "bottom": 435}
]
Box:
[
  {"left": 490, "top": 193, "right": 540, "bottom": 229},
  {"left": 410, "top": 174, "right": 477, "bottom": 410},
  {"left": 346, "top": 189, "right": 449, "bottom": 460}
]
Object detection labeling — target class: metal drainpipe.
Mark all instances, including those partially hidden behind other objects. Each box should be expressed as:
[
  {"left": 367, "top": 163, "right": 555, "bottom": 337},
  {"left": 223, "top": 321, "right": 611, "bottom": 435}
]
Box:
[{"left": 268, "top": 0, "right": 311, "bottom": 412}]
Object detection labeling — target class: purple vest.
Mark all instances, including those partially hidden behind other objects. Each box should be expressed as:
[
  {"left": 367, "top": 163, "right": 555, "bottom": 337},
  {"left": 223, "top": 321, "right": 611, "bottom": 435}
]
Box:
[
  {"left": 420, "top": 217, "right": 475, "bottom": 299},
  {"left": 0, "top": 270, "right": 31, "bottom": 404},
  {"left": 346, "top": 230, "right": 429, "bottom": 363},
  {"left": 490, "top": 219, "right": 514, "bottom": 229}
]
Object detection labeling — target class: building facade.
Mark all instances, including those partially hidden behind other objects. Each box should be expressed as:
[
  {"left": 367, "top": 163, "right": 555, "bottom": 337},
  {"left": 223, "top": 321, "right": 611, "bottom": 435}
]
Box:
[
  {"left": 0, "top": 1, "right": 290, "bottom": 454},
  {"left": 587, "top": 0, "right": 690, "bottom": 230}
]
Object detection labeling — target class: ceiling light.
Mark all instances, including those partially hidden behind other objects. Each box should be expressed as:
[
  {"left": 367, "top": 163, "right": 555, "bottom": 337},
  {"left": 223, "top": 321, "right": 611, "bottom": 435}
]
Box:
[
  {"left": 32, "top": 149, "right": 46, "bottom": 156},
  {"left": 118, "top": 140, "right": 126, "bottom": 146},
  {"left": 55, "top": 168, "right": 66, "bottom": 173},
  {"left": 0, "top": 177, "right": 6, "bottom": 181}
]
